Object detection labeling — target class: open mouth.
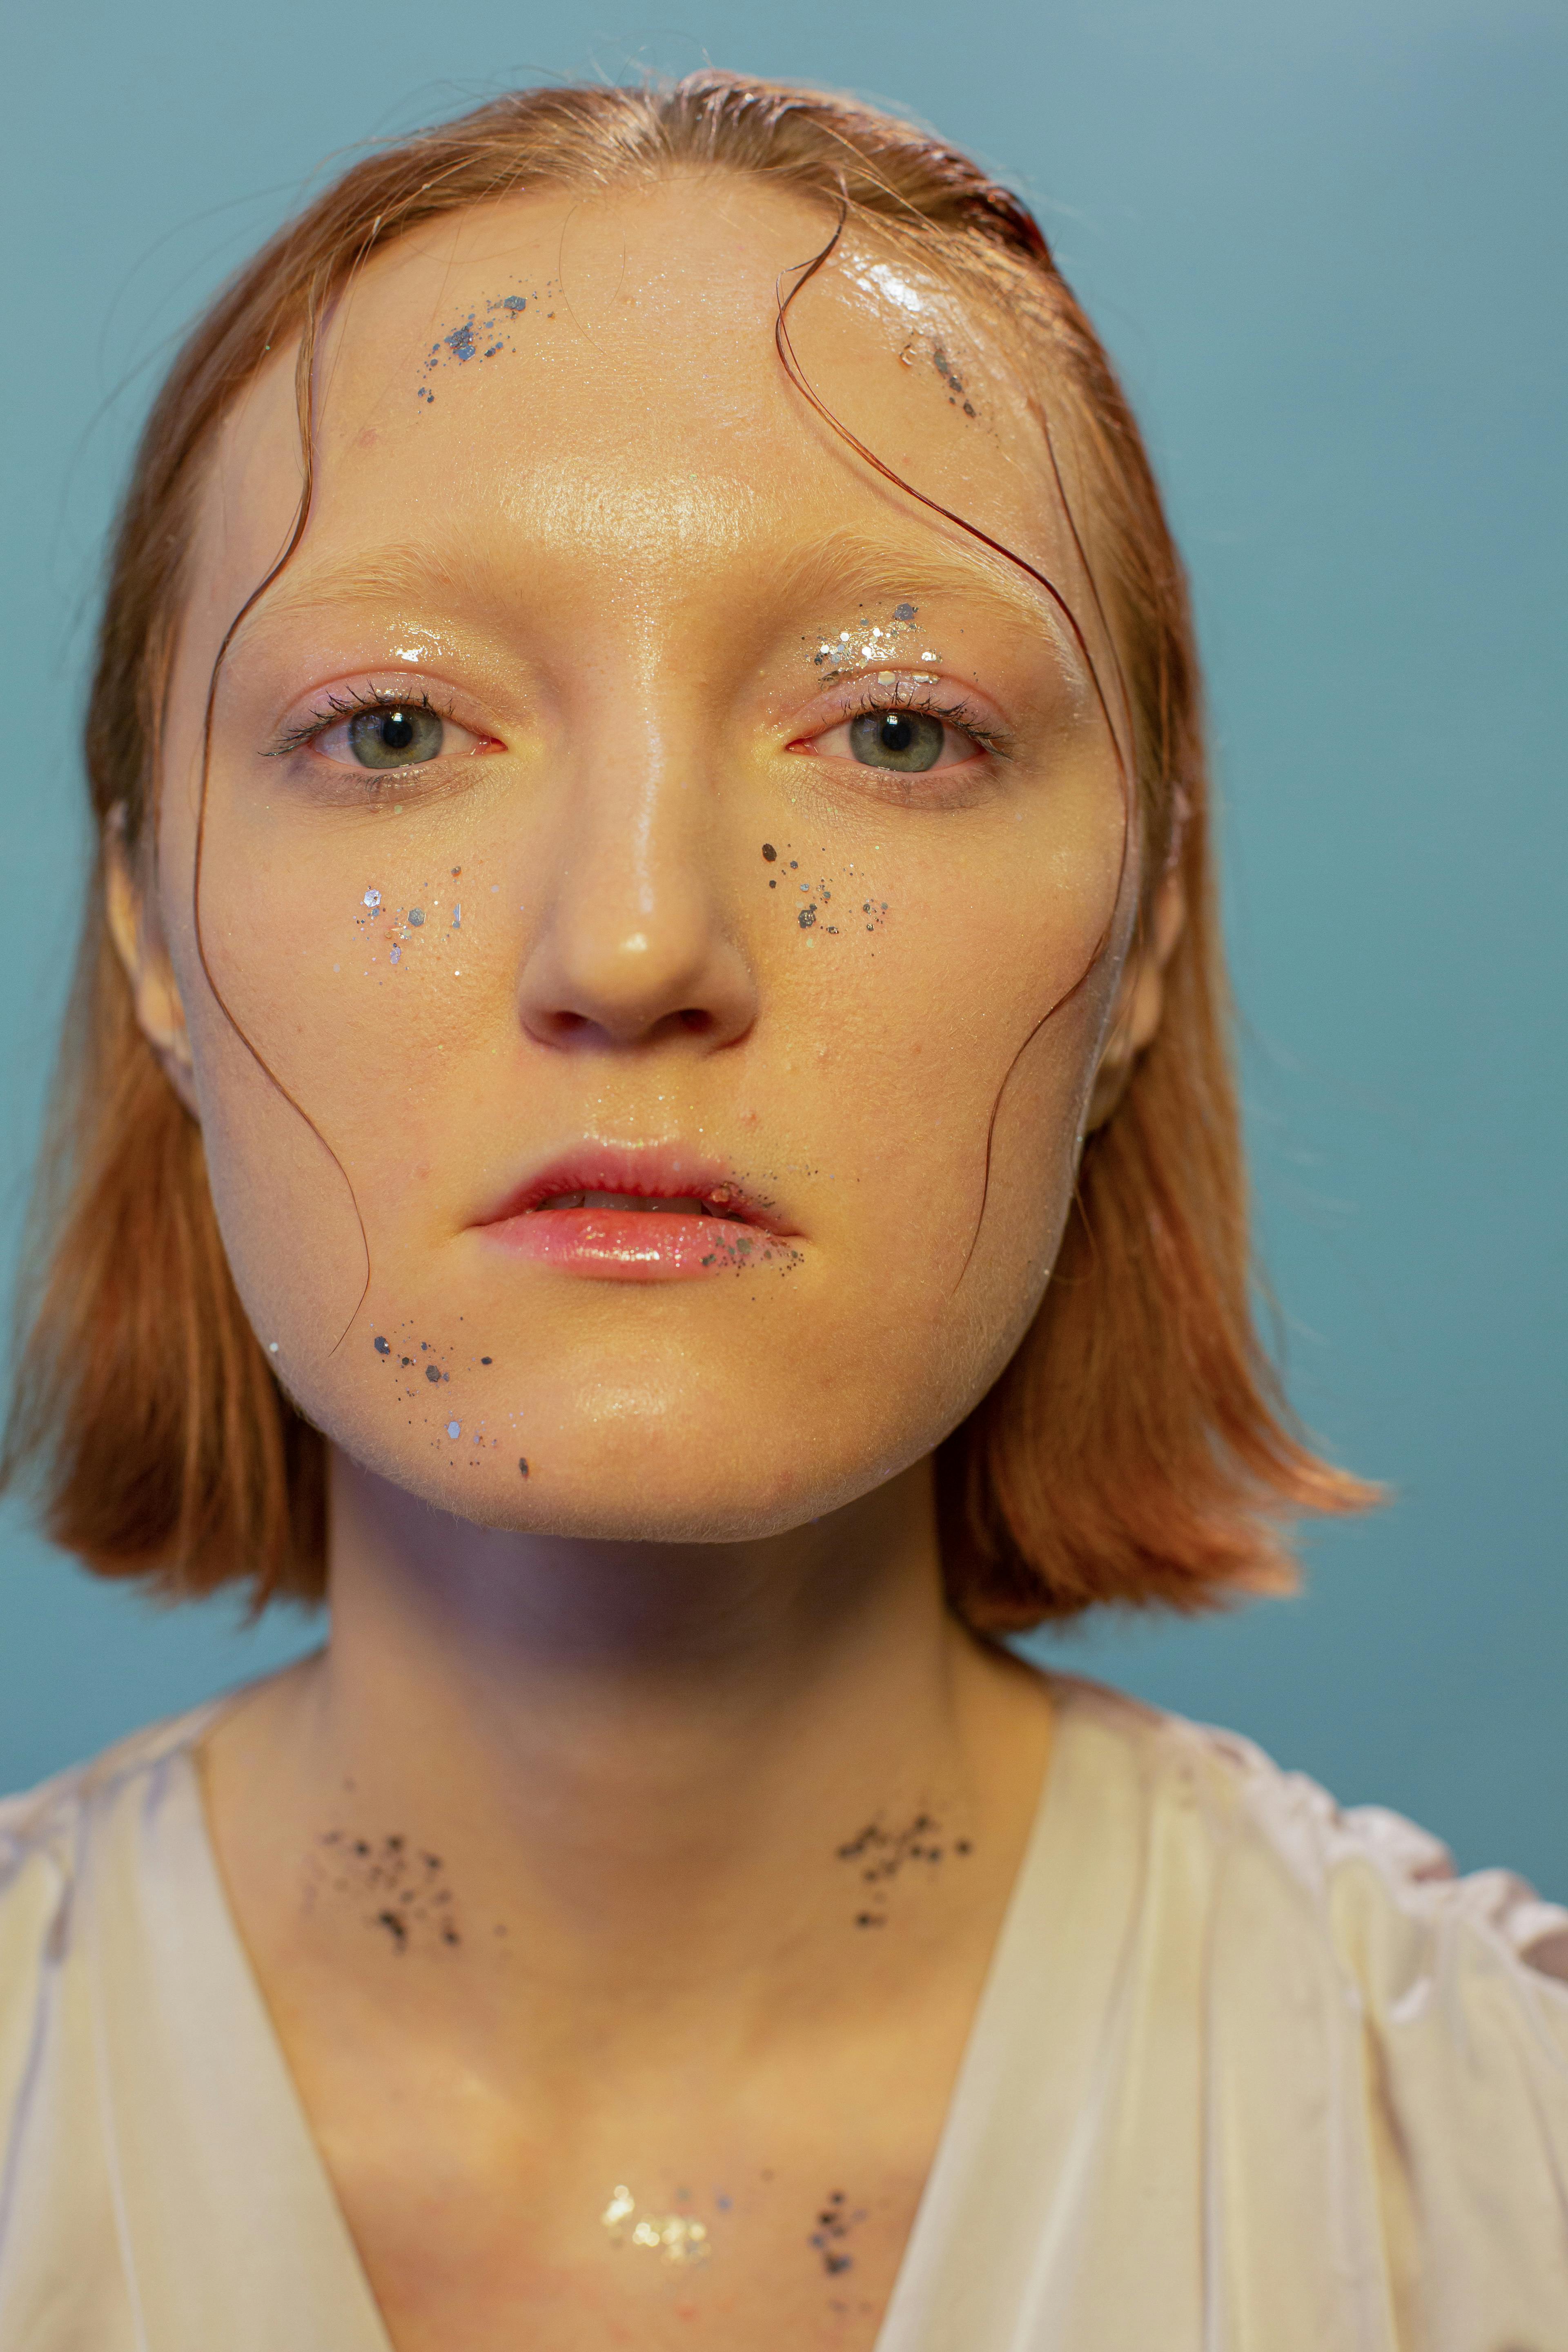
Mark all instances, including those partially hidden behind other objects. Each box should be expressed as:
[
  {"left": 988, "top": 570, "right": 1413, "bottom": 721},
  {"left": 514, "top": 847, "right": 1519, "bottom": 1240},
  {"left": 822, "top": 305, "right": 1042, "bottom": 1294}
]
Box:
[
  {"left": 536, "top": 1190, "right": 745, "bottom": 1219},
  {"left": 474, "top": 1155, "right": 796, "bottom": 1281}
]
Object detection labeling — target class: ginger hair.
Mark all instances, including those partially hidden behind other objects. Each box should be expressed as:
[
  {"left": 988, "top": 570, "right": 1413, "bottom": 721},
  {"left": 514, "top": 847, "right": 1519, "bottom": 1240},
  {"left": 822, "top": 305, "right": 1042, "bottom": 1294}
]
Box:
[{"left": 0, "top": 71, "right": 1375, "bottom": 1621}]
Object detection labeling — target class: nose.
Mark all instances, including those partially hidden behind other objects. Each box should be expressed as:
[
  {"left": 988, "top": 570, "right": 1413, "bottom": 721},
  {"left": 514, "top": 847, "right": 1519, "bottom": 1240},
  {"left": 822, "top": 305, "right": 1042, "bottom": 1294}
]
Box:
[{"left": 515, "top": 728, "right": 758, "bottom": 1056}]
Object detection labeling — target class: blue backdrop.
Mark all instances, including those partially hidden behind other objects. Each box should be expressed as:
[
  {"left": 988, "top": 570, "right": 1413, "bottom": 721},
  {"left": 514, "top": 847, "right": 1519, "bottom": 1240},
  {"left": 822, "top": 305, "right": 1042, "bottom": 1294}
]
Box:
[{"left": 2, "top": 0, "right": 1562, "bottom": 1889}]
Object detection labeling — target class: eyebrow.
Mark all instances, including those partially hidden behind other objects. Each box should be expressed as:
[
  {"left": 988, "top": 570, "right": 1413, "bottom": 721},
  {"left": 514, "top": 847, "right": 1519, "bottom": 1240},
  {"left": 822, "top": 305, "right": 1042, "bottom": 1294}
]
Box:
[
  {"left": 759, "top": 530, "right": 1084, "bottom": 644},
  {"left": 243, "top": 523, "right": 1087, "bottom": 661}
]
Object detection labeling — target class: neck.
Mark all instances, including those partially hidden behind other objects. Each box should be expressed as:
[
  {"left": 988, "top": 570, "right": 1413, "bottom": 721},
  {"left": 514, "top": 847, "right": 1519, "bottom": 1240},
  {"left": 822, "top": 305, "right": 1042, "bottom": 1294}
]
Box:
[
  {"left": 233, "top": 1449, "right": 1038, "bottom": 2003},
  {"left": 328, "top": 1446, "right": 956, "bottom": 1819}
]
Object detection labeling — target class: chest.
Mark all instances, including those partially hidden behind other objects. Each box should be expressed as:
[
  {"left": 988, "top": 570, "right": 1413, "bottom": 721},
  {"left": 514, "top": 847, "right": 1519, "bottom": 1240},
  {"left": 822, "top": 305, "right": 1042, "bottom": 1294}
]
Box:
[{"left": 314, "top": 2091, "right": 930, "bottom": 2352}]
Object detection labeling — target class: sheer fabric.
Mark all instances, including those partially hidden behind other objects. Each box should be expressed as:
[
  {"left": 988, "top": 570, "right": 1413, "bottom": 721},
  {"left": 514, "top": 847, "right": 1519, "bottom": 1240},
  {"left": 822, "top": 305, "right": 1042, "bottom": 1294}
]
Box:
[{"left": 2, "top": 1673, "right": 1564, "bottom": 2350}]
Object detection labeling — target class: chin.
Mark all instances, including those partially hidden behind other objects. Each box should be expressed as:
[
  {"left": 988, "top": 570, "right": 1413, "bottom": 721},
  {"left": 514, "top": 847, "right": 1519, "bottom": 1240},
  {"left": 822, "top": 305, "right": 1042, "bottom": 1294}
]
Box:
[{"left": 337, "top": 1377, "right": 934, "bottom": 1545}]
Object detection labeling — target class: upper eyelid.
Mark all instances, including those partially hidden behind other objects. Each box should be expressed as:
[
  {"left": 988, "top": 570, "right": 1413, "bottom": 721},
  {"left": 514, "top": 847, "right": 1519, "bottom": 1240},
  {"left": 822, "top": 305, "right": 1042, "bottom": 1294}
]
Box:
[
  {"left": 800, "top": 663, "right": 1006, "bottom": 722},
  {"left": 265, "top": 678, "right": 470, "bottom": 757},
  {"left": 802, "top": 677, "right": 1011, "bottom": 757}
]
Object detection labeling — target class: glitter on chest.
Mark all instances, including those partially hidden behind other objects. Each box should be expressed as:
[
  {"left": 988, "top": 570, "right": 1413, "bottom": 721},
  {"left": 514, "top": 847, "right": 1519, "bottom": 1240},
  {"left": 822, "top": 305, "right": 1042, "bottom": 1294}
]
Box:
[{"left": 601, "top": 2185, "right": 713, "bottom": 2266}]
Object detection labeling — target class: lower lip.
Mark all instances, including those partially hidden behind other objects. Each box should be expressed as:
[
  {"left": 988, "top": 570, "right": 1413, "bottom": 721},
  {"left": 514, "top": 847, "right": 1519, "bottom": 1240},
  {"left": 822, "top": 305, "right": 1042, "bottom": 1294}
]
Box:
[{"left": 477, "top": 1207, "right": 795, "bottom": 1281}]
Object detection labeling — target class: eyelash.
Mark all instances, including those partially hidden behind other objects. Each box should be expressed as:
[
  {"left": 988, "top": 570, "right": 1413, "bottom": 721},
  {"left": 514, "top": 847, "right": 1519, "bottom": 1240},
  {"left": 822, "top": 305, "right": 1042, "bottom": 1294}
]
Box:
[
  {"left": 266, "top": 683, "right": 455, "bottom": 760},
  {"left": 829, "top": 683, "right": 1011, "bottom": 761},
  {"left": 266, "top": 677, "right": 1010, "bottom": 764}
]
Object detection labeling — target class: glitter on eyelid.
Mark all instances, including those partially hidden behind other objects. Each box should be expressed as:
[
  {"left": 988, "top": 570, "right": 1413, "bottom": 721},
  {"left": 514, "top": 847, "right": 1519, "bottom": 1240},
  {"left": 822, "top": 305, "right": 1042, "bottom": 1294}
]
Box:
[
  {"left": 447, "top": 1421, "right": 461, "bottom": 1439},
  {"left": 363, "top": 889, "right": 381, "bottom": 909},
  {"left": 389, "top": 946, "right": 401, "bottom": 965},
  {"left": 408, "top": 908, "right": 424, "bottom": 926}
]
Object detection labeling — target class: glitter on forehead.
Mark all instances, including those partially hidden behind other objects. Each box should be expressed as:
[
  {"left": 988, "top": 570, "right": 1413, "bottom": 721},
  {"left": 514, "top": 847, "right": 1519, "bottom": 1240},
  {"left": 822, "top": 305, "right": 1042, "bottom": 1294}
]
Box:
[{"left": 855, "top": 261, "right": 925, "bottom": 314}]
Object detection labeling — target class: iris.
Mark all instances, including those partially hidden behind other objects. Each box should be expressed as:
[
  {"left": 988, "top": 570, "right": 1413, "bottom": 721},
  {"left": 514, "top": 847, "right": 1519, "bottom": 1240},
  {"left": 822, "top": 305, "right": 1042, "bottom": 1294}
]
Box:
[
  {"left": 347, "top": 706, "right": 445, "bottom": 768},
  {"left": 849, "top": 709, "right": 943, "bottom": 772}
]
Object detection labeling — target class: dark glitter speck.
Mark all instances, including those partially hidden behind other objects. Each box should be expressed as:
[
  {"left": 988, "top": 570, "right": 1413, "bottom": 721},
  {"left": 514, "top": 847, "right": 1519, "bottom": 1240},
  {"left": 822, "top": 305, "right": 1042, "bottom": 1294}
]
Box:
[
  {"left": 425, "top": 1365, "right": 442, "bottom": 1384},
  {"left": 762, "top": 842, "right": 777, "bottom": 861},
  {"left": 519, "top": 1457, "right": 530, "bottom": 1478},
  {"left": 374, "top": 1336, "right": 390, "bottom": 1354},
  {"left": 893, "top": 602, "right": 917, "bottom": 620}
]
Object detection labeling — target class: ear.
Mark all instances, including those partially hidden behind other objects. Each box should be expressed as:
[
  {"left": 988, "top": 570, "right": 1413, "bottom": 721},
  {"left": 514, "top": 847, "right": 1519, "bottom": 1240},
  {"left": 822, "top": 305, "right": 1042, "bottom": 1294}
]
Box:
[
  {"left": 1085, "top": 865, "right": 1186, "bottom": 1131},
  {"left": 105, "top": 809, "right": 200, "bottom": 1118}
]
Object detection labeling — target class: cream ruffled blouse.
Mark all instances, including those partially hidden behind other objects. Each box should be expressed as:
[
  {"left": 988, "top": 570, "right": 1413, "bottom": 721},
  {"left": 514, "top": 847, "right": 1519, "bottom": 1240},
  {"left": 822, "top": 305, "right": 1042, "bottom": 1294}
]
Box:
[{"left": 2, "top": 1673, "right": 1565, "bottom": 2350}]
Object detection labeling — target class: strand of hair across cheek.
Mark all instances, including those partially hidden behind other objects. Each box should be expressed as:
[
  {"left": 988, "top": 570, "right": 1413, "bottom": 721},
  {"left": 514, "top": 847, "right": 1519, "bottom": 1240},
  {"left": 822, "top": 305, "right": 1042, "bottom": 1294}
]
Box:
[
  {"left": 189, "top": 279, "right": 374, "bottom": 1357},
  {"left": 772, "top": 216, "right": 1136, "bottom": 1283}
]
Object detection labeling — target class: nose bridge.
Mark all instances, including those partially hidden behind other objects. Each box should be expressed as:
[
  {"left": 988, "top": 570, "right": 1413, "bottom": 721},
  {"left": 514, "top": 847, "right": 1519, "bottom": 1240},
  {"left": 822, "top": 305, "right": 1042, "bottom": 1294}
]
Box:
[{"left": 517, "top": 648, "right": 754, "bottom": 1051}]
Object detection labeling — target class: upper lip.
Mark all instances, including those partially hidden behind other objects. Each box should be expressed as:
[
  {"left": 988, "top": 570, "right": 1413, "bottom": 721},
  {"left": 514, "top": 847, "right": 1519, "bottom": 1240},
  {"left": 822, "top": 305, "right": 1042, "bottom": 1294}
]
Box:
[{"left": 471, "top": 1143, "right": 793, "bottom": 1235}]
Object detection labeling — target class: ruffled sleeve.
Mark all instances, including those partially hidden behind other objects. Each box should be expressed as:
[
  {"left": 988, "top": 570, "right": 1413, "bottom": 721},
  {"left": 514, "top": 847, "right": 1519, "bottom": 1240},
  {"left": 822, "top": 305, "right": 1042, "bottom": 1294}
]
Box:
[{"left": 1217, "top": 1727, "right": 1568, "bottom": 2351}]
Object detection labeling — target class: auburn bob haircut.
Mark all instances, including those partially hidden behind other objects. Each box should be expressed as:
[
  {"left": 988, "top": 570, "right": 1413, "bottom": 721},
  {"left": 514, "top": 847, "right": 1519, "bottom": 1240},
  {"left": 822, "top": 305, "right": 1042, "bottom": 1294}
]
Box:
[{"left": 1, "top": 72, "right": 1375, "bottom": 1624}]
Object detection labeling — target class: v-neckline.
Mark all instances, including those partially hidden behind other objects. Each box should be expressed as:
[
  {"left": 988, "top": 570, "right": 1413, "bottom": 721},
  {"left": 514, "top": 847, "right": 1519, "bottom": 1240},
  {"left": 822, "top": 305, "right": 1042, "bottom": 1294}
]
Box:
[{"left": 142, "top": 1672, "right": 1107, "bottom": 2352}]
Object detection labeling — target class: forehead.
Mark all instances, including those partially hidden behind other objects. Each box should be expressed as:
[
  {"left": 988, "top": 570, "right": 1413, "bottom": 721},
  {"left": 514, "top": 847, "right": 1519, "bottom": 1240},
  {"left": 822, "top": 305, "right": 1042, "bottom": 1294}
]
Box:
[{"left": 197, "top": 173, "right": 1079, "bottom": 631}]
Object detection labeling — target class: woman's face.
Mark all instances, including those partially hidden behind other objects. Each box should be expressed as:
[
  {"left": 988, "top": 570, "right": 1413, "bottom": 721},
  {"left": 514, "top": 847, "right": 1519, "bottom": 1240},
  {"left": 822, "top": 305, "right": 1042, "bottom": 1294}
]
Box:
[{"left": 143, "top": 174, "right": 1136, "bottom": 1541}]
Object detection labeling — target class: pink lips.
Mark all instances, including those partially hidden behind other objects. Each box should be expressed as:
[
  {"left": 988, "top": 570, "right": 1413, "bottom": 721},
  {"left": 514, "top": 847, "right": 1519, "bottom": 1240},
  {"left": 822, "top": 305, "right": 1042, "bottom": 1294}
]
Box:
[{"left": 471, "top": 1148, "right": 797, "bottom": 1282}]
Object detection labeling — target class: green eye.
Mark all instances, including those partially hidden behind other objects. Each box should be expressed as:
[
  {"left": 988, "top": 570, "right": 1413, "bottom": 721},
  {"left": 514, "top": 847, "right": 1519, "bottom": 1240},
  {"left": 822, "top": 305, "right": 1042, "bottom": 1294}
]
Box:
[
  {"left": 347, "top": 705, "right": 446, "bottom": 768},
  {"left": 848, "top": 710, "right": 946, "bottom": 772}
]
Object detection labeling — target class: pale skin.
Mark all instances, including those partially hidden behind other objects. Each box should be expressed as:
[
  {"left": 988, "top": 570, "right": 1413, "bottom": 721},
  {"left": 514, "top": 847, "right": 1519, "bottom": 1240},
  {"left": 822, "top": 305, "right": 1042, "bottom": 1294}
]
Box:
[{"left": 109, "top": 174, "right": 1182, "bottom": 2350}]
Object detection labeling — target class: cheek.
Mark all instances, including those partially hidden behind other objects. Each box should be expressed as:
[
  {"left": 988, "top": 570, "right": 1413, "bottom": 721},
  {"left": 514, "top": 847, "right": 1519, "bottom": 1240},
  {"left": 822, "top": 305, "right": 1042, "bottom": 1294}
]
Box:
[
  {"left": 807, "top": 806, "right": 1123, "bottom": 1230},
  {"left": 746, "top": 785, "right": 1125, "bottom": 1432},
  {"left": 173, "top": 817, "right": 498, "bottom": 1337}
]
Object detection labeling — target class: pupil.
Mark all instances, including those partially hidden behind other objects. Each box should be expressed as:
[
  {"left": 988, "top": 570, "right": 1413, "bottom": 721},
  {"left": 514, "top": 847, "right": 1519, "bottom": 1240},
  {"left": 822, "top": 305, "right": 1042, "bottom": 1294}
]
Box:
[
  {"left": 846, "top": 706, "right": 944, "bottom": 773},
  {"left": 346, "top": 702, "right": 444, "bottom": 769}
]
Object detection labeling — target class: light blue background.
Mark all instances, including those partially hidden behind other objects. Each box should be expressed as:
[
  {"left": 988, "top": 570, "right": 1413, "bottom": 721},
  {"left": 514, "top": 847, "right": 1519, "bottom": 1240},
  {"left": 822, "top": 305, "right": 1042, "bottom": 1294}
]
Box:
[{"left": 2, "top": 2, "right": 1562, "bottom": 1885}]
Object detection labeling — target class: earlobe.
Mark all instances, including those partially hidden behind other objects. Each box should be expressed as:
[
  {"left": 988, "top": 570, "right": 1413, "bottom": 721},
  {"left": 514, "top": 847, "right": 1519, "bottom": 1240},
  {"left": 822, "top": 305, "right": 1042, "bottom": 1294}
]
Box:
[
  {"left": 1085, "top": 867, "right": 1187, "bottom": 1131},
  {"left": 105, "top": 809, "right": 200, "bottom": 1117}
]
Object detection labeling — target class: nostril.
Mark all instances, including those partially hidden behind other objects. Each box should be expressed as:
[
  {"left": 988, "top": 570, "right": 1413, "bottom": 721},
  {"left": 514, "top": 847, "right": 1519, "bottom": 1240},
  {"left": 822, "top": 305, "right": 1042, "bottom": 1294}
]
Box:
[{"left": 679, "top": 1008, "right": 715, "bottom": 1035}]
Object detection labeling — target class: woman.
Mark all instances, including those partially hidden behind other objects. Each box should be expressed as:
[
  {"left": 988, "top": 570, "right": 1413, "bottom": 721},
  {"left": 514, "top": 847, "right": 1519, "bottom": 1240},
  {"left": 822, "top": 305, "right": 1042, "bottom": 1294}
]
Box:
[{"left": 1, "top": 71, "right": 1563, "bottom": 2352}]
